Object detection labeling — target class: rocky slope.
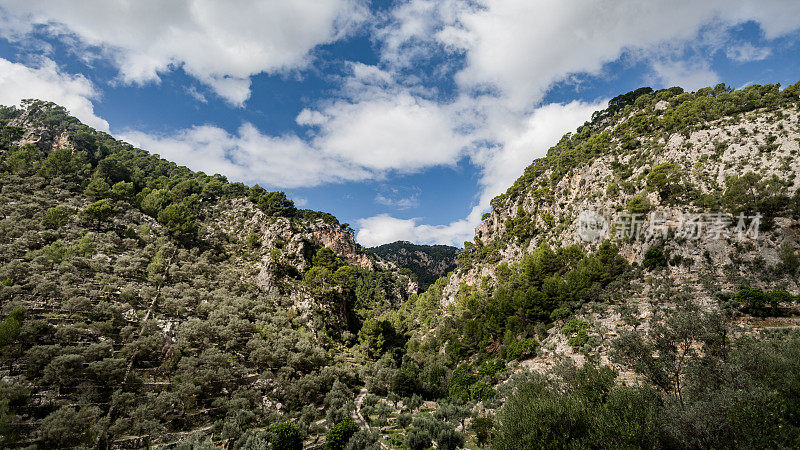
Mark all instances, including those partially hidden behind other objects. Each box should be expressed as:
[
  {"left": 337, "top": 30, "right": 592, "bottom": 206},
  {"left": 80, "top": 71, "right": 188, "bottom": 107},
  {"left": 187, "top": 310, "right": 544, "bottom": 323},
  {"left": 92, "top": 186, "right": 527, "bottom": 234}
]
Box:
[{"left": 441, "top": 82, "right": 800, "bottom": 373}]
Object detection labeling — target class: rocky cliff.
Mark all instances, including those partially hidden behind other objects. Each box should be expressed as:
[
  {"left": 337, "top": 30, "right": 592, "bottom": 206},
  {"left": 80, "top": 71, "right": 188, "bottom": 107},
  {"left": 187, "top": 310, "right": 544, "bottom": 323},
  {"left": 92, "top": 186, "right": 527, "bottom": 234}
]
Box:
[{"left": 440, "top": 82, "right": 800, "bottom": 373}]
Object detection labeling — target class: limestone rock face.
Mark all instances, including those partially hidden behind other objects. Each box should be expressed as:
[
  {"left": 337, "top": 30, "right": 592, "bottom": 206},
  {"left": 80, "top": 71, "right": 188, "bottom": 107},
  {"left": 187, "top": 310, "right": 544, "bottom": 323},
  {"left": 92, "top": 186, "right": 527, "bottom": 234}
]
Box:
[
  {"left": 8, "top": 102, "right": 74, "bottom": 152},
  {"left": 443, "top": 101, "right": 800, "bottom": 373},
  {"left": 207, "top": 198, "right": 417, "bottom": 306}
]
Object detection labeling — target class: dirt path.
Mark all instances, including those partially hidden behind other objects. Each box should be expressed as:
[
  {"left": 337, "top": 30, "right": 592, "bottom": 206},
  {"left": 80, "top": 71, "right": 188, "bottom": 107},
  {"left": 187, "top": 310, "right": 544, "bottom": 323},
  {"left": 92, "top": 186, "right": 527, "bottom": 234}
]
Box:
[
  {"left": 353, "top": 387, "right": 369, "bottom": 429},
  {"left": 352, "top": 388, "right": 390, "bottom": 449}
]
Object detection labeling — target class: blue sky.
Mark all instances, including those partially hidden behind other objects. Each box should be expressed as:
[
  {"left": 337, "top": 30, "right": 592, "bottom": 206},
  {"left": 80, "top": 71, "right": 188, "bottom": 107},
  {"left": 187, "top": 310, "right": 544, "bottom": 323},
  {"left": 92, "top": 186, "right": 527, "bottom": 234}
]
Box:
[{"left": 0, "top": 1, "right": 799, "bottom": 246}]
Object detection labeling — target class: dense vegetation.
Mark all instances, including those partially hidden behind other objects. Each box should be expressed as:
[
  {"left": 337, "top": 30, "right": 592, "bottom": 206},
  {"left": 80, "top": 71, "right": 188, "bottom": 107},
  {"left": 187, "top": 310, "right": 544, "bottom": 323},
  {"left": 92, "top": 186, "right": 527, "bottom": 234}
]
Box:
[
  {"left": 0, "top": 101, "right": 411, "bottom": 448},
  {"left": 369, "top": 241, "right": 459, "bottom": 290},
  {"left": 2, "top": 81, "right": 800, "bottom": 449},
  {"left": 496, "top": 307, "right": 800, "bottom": 449}
]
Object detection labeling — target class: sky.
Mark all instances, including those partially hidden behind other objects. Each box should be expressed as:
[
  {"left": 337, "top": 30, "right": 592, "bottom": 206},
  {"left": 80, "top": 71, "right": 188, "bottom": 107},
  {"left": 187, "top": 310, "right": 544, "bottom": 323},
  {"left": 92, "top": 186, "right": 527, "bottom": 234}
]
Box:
[{"left": 0, "top": 1, "right": 799, "bottom": 247}]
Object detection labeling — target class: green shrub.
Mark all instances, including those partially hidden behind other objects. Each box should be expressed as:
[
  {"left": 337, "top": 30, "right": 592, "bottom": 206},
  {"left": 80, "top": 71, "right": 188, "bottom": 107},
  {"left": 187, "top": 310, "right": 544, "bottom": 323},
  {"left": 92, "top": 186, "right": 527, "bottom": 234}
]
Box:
[
  {"left": 41, "top": 206, "right": 73, "bottom": 229},
  {"left": 325, "top": 418, "right": 359, "bottom": 450},
  {"left": 79, "top": 199, "right": 114, "bottom": 228},
  {"left": 405, "top": 428, "right": 432, "bottom": 450},
  {"left": 642, "top": 246, "right": 668, "bottom": 270},
  {"left": 505, "top": 337, "right": 538, "bottom": 361},
  {"left": 269, "top": 422, "right": 302, "bottom": 450},
  {"left": 626, "top": 192, "right": 651, "bottom": 214}
]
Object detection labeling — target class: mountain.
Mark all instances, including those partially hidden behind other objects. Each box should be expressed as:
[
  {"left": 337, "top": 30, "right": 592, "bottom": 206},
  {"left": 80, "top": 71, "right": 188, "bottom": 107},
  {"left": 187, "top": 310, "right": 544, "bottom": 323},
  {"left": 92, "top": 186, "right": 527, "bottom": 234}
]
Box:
[
  {"left": 2, "top": 82, "right": 800, "bottom": 449},
  {"left": 409, "top": 81, "right": 800, "bottom": 447},
  {"left": 369, "top": 241, "right": 458, "bottom": 290},
  {"left": 0, "top": 100, "right": 415, "bottom": 448}
]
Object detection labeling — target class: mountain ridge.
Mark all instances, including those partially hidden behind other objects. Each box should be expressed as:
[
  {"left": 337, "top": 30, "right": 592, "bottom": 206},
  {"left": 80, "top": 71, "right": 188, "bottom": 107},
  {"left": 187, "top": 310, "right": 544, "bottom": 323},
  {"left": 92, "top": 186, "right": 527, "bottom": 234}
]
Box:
[
  {"left": 369, "top": 241, "right": 458, "bottom": 290},
  {"left": 2, "top": 83, "right": 800, "bottom": 448}
]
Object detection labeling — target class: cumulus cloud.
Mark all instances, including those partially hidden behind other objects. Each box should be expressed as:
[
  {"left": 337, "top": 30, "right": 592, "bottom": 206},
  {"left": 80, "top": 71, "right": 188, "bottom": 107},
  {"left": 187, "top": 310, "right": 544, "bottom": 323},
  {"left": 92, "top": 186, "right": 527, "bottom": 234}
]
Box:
[
  {"left": 356, "top": 100, "right": 601, "bottom": 246},
  {"left": 0, "top": 0, "right": 367, "bottom": 105},
  {"left": 650, "top": 58, "right": 721, "bottom": 92},
  {"left": 473, "top": 101, "right": 604, "bottom": 209},
  {"left": 356, "top": 214, "right": 474, "bottom": 247},
  {"left": 0, "top": 57, "right": 108, "bottom": 131},
  {"left": 374, "top": 0, "right": 462, "bottom": 69},
  {"left": 311, "top": 92, "right": 468, "bottom": 172},
  {"left": 120, "top": 123, "right": 370, "bottom": 188},
  {"left": 295, "top": 109, "right": 327, "bottom": 126},
  {"left": 383, "top": 0, "right": 800, "bottom": 109}
]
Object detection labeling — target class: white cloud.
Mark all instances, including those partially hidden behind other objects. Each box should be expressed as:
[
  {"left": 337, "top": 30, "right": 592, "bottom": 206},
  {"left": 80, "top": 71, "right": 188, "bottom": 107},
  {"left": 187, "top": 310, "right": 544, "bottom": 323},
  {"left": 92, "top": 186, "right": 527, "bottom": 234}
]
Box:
[
  {"left": 356, "top": 100, "right": 602, "bottom": 247},
  {"left": 374, "top": 0, "right": 460, "bottom": 69},
  {"left": 382, "top": 0, "right": 800, "bottom": 109},
  {"left": 356, "top": 213, "right": 474, "bottom": 247},
  {"left": 295, "top": 109, "right": 327, "bottom": 126},
  {"left": 726, "top": 42, "right": 772, "bottom": 62},
  {"left": 313, "top": 92, "right": 468, "bottom": 172},
  {"left": 121, "top": 123, "right": 370, "bottom": 189},
  {"left": 650, "top": 59, "right": 720, "bottom": 91},
  {"left": 185, "top": 86, "right": 208, "bottom": 103},
  {"left": 473, "top": 101, "right": 604, "bottom": 210},
  {"left": 0, "top": 0, "right": 368, "bottom": 105},
  {"left": 0, "top": 57, "right": 108, "bottom": 131},
  {"left": 120, "top": 63, "right": 474, "bottom": 188},
  {"left": 374, "top": 185, "right": 421, "bottom": 209}
]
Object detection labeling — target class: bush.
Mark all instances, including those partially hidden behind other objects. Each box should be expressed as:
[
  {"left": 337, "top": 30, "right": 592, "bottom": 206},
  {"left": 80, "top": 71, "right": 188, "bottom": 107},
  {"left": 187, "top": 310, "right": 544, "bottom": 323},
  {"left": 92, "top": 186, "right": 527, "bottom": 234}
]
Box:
[
  {"left": 505, "top": 337, "right": 538, "bottom": 361},
  {"left": 646, "top": 163, "right": 684, "bottom": 201},
  {"left": 397, "top": 413, "right": 412, "bottom": 428},
  {"left": 733, "top": 285, "right": 796, "bottom": 317},
  {"left": 268, "top": 422, "right": 302, "bottom": 450},
  {"left": 248, "top": 186, "right": 296, "bottom": 217},
  {"left": 642, "top": 246, "right": 668, "bottom": 270},
  {"left": 157, "top": 203, "right": 197, "bottom": 244},
  {"left": 140, "top": 188, "right": 171, "bottom": 217},
  {"left": 79, "top": 199, "right": 114, "bottom": 228},
  {"left": 404, "top": 428, "right": 432, "bottom": 450},
  {"left": 344, "top": 429, "right": 380, "bottom": 450},
  {"left": 41, "top": 206, "right": 73, "bottom": 229},
  {"left": 470, "top": 381, "right": 496, "bottom": 401},
  {"left": 471, "top": 415, "right": 494, "bottom": 447},
  {"left": 561, "top": 319, "right": 591, "bottom": 349},
  {"left": 325, "top": 418, "right": 359, "bottom": 450},
  {"left": 436, "top": 427, "right": 464, "bottom": 450},
  {"left": 626, "top": 192, "right": 651, "bottom": 214},
  {"left": 448, "top": 364, "right": 477, "bottom": 401},
  {"left": 40, "top": 405, "right": 99, "bottom": 448},
  {"left": 0, "top": 308, "right": 24, "bottom": 348},
  {"left": 358, "top": 319, "right": 398, "bottom": 358}
]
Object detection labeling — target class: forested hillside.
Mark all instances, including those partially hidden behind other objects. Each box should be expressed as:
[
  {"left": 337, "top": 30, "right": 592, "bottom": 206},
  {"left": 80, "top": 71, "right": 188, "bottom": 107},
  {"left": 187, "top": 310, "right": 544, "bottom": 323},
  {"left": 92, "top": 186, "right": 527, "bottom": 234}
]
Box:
[
  {"left": 0, "top": 100, "right": 416, "bottom": 448},
  {"left": 3, "top": 82, "right": 800, "bottom": 449},
  {"left": 369, "top": 241, "right": 458, "bottom": 290}
]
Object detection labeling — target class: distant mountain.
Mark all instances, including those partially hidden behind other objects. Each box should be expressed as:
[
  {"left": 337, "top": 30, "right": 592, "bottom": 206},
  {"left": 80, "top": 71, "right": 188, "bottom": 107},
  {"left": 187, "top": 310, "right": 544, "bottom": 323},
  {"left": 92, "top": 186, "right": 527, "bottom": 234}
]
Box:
[{"left": 369, "top": 241, "right": 458, "bottom": 290}]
